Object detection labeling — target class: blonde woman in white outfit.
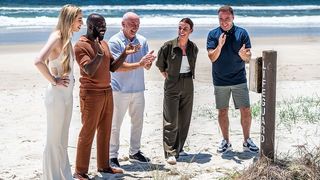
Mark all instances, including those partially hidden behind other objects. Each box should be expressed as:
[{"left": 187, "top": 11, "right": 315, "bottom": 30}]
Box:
[{"left": 34, "top": 4, "right": 83, "bottom": 180}]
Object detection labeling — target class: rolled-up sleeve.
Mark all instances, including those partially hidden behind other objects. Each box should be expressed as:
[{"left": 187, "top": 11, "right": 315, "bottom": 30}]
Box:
[
  {"left": 206, "top": 31, "right": 217, "bottom": 50},
  {"left": 194, "top": 44, "right": 199, "bottom": 59},
  {"left": 156, "top": 45, "right": 168, "bottom": 72},
  {"left": 242, "top": 30, "right": 252, "bottom": 49}
]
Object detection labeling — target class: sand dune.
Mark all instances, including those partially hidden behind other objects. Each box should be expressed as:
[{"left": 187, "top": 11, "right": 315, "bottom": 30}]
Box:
[{"left": 0, "top": 35, "right": 319, "bottom": 179}]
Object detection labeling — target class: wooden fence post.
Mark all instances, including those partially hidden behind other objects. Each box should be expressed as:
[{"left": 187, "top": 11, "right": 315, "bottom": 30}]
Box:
[
  {"left": 249, "top": 57, "right": 262, "bottom": 93},
  {"left": 260, "top": 50, "right": 277, "bottom": 160}
]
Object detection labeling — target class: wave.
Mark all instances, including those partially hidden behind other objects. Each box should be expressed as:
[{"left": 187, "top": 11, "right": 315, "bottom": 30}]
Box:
[
  {"left": 1, "top": 4, "right": 320, "bottom": 11},
  {"left": 1, "top": 15, "right": 320, "bottom": 28}
]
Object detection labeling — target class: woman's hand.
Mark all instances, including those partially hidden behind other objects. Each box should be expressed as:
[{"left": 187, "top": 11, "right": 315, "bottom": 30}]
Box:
[
  {"left": 55, "top": 75, "right": 70, "bottom": 87},
  {"left": 161, "top": 71, "right": 168, "bottom": 79}
]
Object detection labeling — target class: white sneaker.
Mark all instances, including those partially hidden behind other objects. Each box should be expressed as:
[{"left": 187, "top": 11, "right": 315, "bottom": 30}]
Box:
[
  {"left": 217, "top": 139, "right": 232, "bottom": 153},
  {"left": 166, "top": 156, "right": 176, "bottom": 165},
  {"left": 243, "top": 138, "right": 259, "bottom": 153},
  {"left": 179, "top": 150, "right": 188, "bottom": 156}
]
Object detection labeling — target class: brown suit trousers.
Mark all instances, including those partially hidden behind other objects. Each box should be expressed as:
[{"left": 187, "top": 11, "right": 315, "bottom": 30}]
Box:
[{"left": 75, "top": 89, "right": 113, "bottom": 174}]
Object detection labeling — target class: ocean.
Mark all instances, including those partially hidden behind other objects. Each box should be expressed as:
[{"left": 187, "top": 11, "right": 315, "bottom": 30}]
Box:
[{"left": 1, "top": 0, "right": 320, "bottom": 44}]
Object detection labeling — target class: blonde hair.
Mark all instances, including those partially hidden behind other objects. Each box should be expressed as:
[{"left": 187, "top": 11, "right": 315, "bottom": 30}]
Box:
[{"left": 56, "top": 4, "right": 81, "bottom": 75}]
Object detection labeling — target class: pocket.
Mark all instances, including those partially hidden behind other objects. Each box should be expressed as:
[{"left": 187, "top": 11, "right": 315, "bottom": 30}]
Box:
[
  {"left": 171, "top": 53, "right": 176, "bottom": 60},
  {"left": 168, "top": 53, "right": 181, "bottom": 76},
  {"left": 164, "top": 78, "right": 179, "bottom": 92}
]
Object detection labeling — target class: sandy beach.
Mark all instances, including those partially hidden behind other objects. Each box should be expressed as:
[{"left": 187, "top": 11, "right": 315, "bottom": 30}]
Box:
[{"left": 0, "top": 32, "right": 320, "bottom": 180}]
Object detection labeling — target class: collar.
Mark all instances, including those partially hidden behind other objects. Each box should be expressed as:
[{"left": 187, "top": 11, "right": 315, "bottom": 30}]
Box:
[
  {"left": 119, "top": 30, "right": 138, "bottom": 44},
  {"left": 220, "top": 24, "right": 236, "bottom": 35},
  {"left": 172, "top": 37, "right": 191, "bottom": 49},
  {"left": 79, "top": 35, "right": 91, "bottom": 42},
  {"left": 172, "top": 37, "right": 179, "bottom": 49}
]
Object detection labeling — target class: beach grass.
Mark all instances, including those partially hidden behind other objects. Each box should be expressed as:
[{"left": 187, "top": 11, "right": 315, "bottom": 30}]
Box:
[
  {"left": 195, "top": 95, "right": 320, "bottom": 127},
  {"left": 250, "top": 95, "right": 320, "bottom": 131},
  {"left": 221, "top": 144, "right": 320, "bottom": 180}
]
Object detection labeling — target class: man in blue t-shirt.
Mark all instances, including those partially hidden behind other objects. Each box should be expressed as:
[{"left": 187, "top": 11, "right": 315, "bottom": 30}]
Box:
[{"left": 207, "top": 5, "right": 259, "bottom": 154}]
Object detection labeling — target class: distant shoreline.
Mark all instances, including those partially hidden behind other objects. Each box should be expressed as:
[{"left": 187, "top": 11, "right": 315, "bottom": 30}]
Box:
[{"left": 1, "top": 26, "right": 320, "bottom": 45}]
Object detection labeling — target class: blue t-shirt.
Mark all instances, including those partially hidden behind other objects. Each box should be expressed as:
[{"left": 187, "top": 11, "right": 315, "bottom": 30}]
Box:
[
  {"left": 108, "top": 31, "right": 148, "bottom": 93},
  {"left": 207, "top": 25, "right": 251, "bottom": 86}
]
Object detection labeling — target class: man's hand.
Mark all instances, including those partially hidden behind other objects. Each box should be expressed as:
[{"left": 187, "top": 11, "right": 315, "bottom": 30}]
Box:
[
  {"left": 218, "top": 33, "right": 226, "bottom": 49},
  {"left": 94, "top": 37, "right": 104, "bottom": 56},
  {"left": 238, "top": 44, "right": 251, "bottom": 62},
  {"left": 208, "top": 33, "right": 226, "bottom": 62},
  {"left": 125, "top": 43, "right": 141, "bottom": 55},
  {"left": 140, "top": 50, "right": 156, "bottom": 70}
]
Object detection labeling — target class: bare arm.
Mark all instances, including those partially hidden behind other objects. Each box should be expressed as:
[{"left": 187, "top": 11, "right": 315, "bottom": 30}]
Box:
[
  {"left": 34, "top": 32, "right": 60, "bottom": 85},
  {"left": 115, "top": 62, "right": 143, "bottom": 72},
  {"left": 80, "top": 39, "right": 143, "bottom": 76},
  {"left": 208, "top": 33, "right": 225, "bottom": 62},
  {"left": 34, "top": 32, "right": 69, "bottom": 86},
  {"left": 110, "top": 50, "right": 128, "bottom": 72},
  {"left": 208, "top": 46, "right": 222, "bottom": 63},
  {"left": 110, "top": 43, "right": 141, "bottom": 72},
  {"left": 115, "top": 50, "right": 156, "bottom": 72}
]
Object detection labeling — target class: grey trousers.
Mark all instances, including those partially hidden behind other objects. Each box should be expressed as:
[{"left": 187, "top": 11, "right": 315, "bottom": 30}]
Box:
[{"left": 163, "top": 76, "right": 194, "bottom": 158}]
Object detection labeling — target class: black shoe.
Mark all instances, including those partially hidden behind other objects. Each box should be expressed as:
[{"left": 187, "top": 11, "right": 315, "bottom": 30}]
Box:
[
  {"left": 110, "top": 157, "right": 120, "bottom": 167},
  {"left": 129, "top": 151, "right": 150, "bottom": 163}
]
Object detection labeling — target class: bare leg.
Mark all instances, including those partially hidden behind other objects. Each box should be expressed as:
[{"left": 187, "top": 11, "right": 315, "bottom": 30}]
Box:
[
  {"left": 218, "top": 108, "right": 229, "bottom": 142},
  {"left": 240, "top": 107, "right": 251, "bottom": 141}
]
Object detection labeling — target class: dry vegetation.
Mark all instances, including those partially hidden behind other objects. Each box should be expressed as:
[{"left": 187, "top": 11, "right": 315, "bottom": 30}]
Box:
[{"left": 223, "top": 145, "right": 320, "bottom": 180}]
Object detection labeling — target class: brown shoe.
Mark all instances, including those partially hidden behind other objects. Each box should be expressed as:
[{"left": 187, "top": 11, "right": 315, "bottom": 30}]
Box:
[
  {"left": 73, "top": 172, "right": 90, "bottom": 180},
  {"left": 98, "top": 167, "right": 124, "bottom": 174}
]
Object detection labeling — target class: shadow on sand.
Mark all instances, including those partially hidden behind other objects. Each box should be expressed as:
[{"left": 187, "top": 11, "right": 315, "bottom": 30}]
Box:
[
  {"left": 92, "top": 161, "right": 169, "bottom": 179},
  {"left": 177, "top": 152, "right": 212, "bottom": 164},
  {"left": 221, "top": 150, "right": 259, "bottom": 164}
]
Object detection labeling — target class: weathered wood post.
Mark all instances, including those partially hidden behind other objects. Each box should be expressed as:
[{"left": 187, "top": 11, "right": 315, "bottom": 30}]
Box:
[
  {"left": 249, "top": 57, "right": 262, "bottom": 93},
  {"left": 260, "top": 50, "right": 277, "bottom": 160}
]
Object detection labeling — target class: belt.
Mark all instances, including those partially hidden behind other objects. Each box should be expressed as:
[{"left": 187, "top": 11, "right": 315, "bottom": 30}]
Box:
[{"left": 179, "top": 72, "right": 192, "bottom": 78}]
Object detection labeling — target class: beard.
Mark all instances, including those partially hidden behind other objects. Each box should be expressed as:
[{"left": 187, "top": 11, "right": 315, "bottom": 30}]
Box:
[{"left": 93, "top": 26, "right": 104, "bottom": 41}]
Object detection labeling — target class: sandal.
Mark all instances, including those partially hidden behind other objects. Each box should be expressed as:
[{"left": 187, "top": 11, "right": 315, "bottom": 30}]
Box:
[
  {"left": 73, "top": 172, "right": 90, "bottom": 180},
  {"left": 97, "top": 167, "right": 124, "bottom": 174}
]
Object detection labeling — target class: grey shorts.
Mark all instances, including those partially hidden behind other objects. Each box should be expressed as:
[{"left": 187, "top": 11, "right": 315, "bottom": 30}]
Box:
[{"left": 214, "top": 83, "right": 250, "bottom": 109}]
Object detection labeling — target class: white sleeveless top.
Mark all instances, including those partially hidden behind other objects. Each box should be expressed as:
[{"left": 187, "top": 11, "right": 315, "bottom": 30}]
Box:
[
  {"left": 179, "top": 55, "right": 191, "bottom": 73},
  {"left": 48, "top": 50, "right": 75, "bottom": 86}
]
